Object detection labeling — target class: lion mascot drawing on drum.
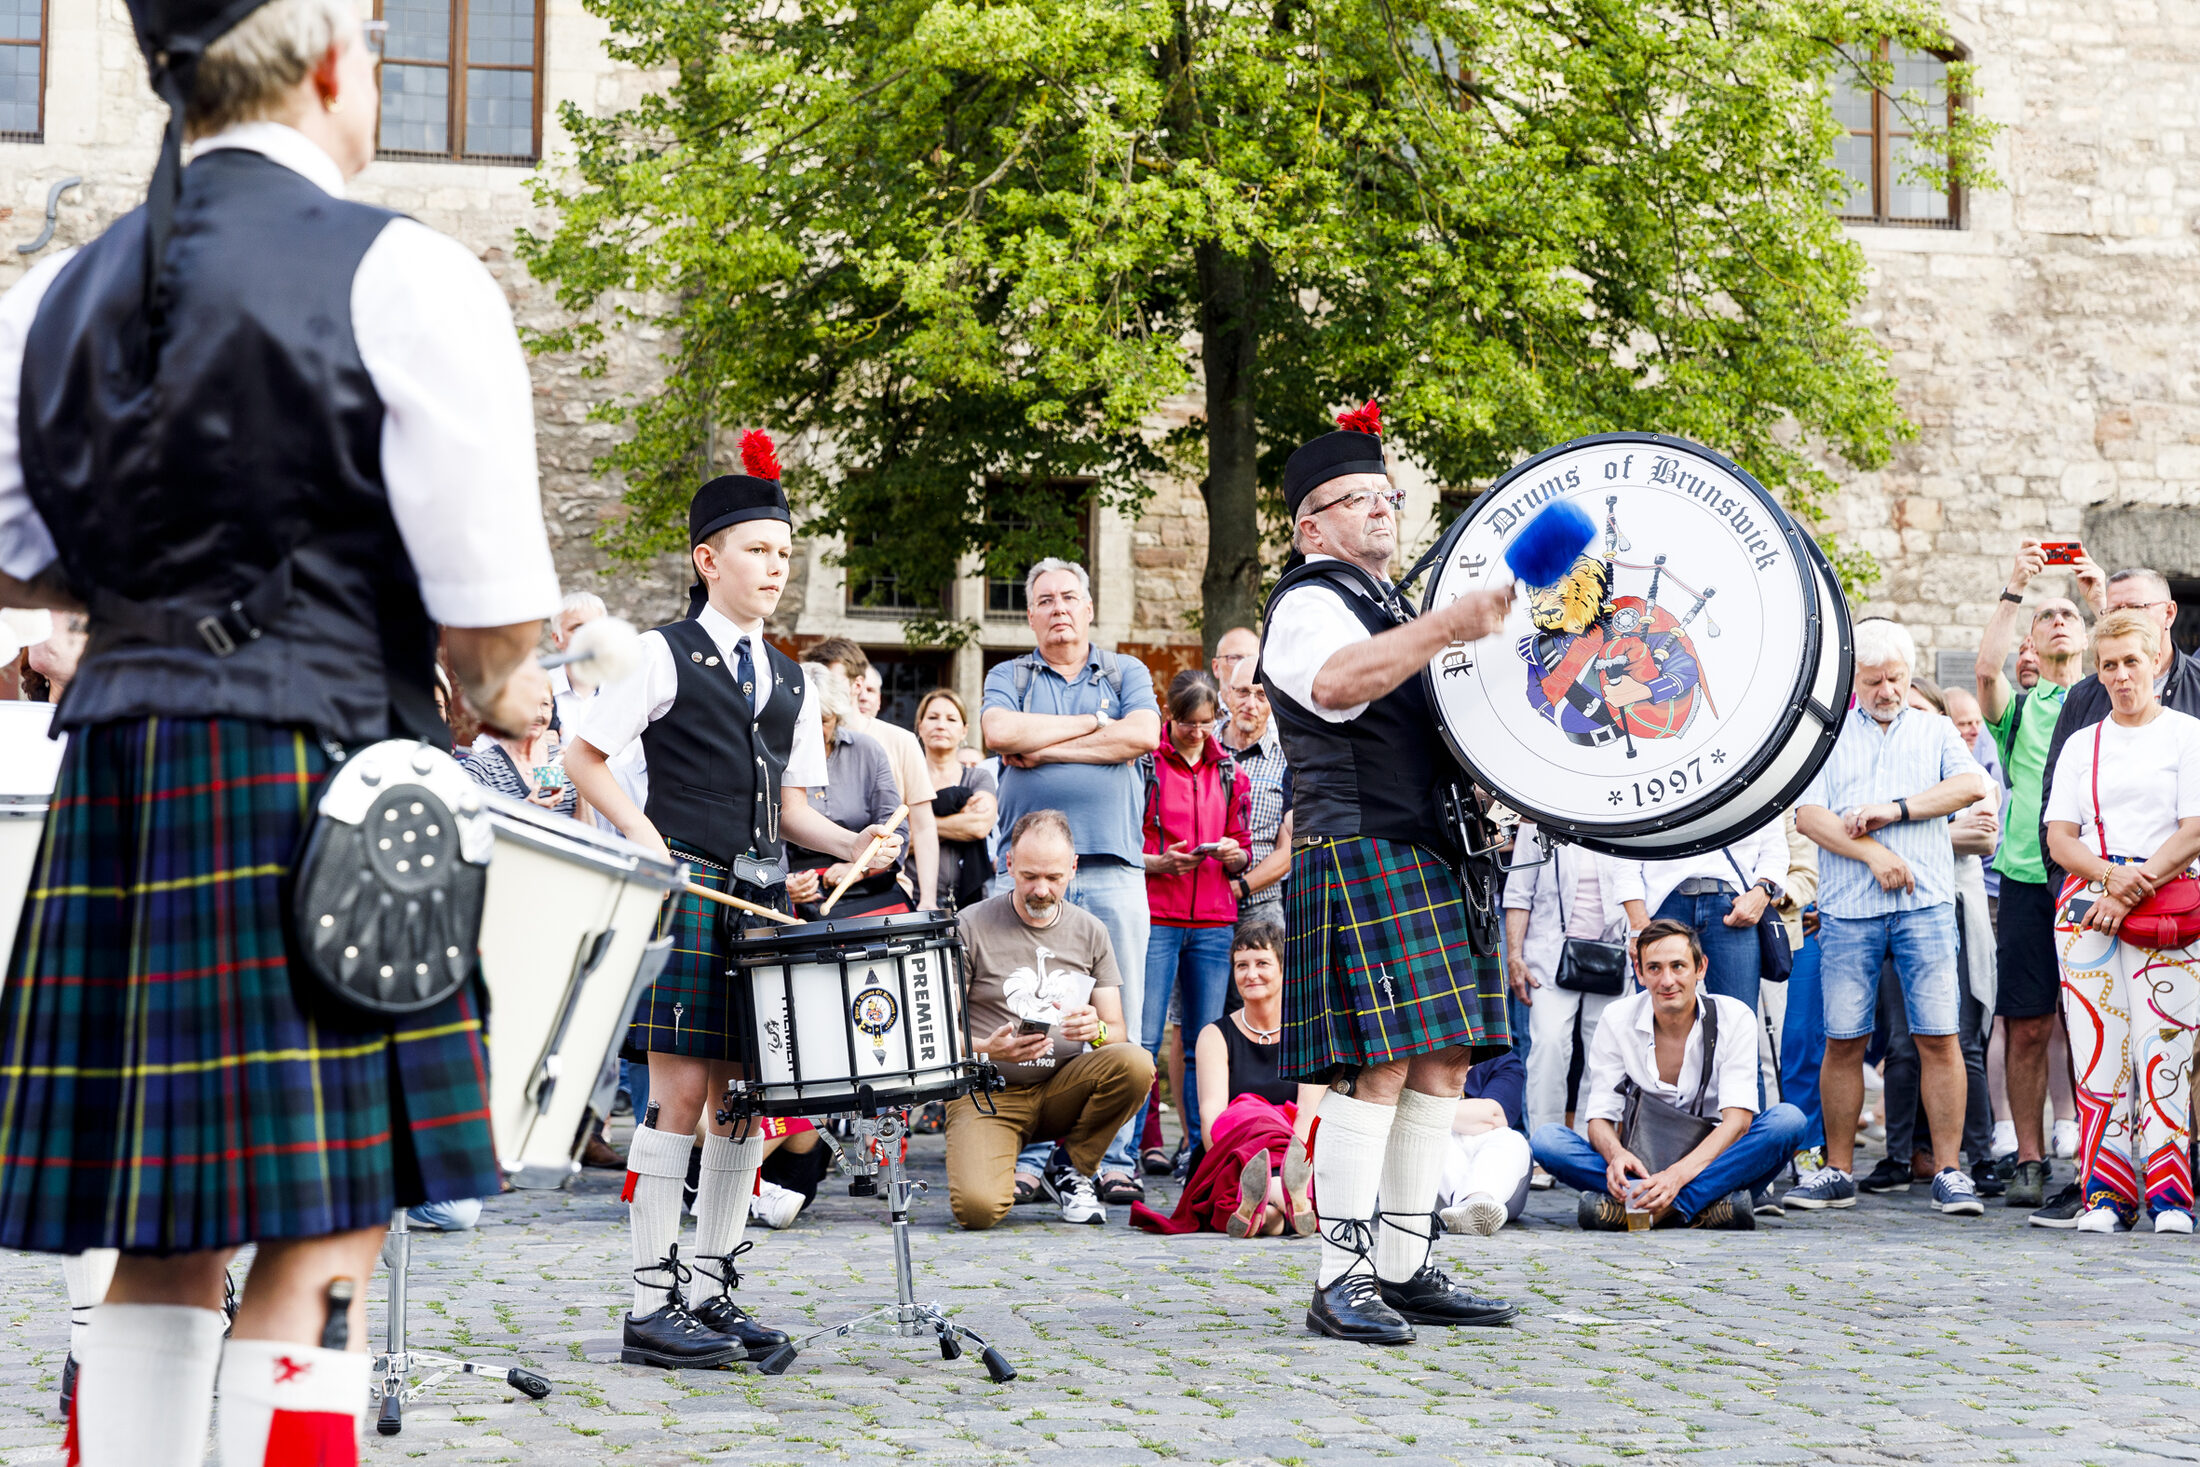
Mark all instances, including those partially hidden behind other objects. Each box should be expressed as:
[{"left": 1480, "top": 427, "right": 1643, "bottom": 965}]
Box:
[{"left": 1517, "top": 547, "right": 1714, "bottom": 753}]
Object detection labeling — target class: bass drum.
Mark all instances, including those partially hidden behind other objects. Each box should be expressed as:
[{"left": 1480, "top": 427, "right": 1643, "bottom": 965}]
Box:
[{"left": 1422, "top": 432, "right": 1851, "bottom": 859}]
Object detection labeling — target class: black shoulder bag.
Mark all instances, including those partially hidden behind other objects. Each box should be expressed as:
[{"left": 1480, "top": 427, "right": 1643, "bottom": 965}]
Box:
[
  {"left": 1617, "top": 999, "right": 1721, "bottom": 1174},
  {"left": 1553, "top": 855, "right": 1630, "bottom": 995},
  {"left": 1724, "top": 851, "right": 1793, "bottom": 985}
]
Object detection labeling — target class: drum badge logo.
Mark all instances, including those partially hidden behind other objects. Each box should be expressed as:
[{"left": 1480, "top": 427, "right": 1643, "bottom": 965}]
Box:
[
  {"left": 1515, "top": 497, "right": 1720, "bottom": 759},
  {"left": 851, "top": 979, "right": 899, "bottom": 1063}
]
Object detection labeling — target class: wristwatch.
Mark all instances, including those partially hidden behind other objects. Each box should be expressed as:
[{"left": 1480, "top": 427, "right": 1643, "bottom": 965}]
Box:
[
  {"left": 1754, "top": 879, "right": 1779, "bottom": 899},
  {"left": 1234, "top": 876, "right": 1252, "bottom": 902},
  {"left": 1091, "top": 707, "right": 1114, "bottom": 734},
  {"left": 1895, "top": 796, "right": 1912, "bottom": 823},
  {"left": 1093, "top": 1019, "right": 1109, "bottom": 1046},
  {"left": 2000, "top": 588, "right": 2024, "bottom": 604}
]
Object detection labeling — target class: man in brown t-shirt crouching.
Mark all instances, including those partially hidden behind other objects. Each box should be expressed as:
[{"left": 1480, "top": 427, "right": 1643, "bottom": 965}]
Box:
[{"left": 949, "top": 810, "right": 1155, "bottom": 1228}]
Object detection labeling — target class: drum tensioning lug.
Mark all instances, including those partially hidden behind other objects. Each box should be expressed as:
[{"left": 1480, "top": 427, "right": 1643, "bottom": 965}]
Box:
[{"left": 713, "top": 1080, "right": 766, "bottom": 1132}]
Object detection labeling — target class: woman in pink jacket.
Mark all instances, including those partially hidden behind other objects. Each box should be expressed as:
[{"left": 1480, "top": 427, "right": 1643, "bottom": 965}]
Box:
[{"left": 1141, "top": 669, "right": 1253, "bottom": 1152}]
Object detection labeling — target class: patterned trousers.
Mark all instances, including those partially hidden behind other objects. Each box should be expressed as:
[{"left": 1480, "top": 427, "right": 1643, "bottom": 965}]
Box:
[{"left": 2057, "top": 909, "right": 2200, "bottom": 1219}]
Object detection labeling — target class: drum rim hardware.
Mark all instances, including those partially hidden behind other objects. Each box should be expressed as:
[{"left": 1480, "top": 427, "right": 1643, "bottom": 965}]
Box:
[{"left": 1421, "top": 430, "right": 1853, "bottom": 859}]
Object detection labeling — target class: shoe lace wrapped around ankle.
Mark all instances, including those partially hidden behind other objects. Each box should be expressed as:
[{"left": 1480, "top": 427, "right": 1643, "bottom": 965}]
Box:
[
  {"left": 1372, "top": 1207, "right": 1441, "bottom": 1277},
  {"left": 693, "top": 1239, "right": 755, "bottom": 1300},
  {"left": 633, "top": 1241, "right": 699, "bottom": 1308}
]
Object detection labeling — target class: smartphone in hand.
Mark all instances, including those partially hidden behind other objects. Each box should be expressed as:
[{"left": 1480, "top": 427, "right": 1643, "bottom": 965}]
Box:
[
  {"left": 1190, "top": 842, "right": 1222, "bottom": 858},
  {"left": 2040, "top": 541, "right": 2084, "bottom": 566},
  {"left": 1015, "top": 1018, "right": 1053, "bottom": 1037}
]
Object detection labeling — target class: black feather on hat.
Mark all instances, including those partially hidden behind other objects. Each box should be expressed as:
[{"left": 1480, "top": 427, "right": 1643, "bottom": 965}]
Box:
[
  {"left": 1283, "top": 399, "right": 1389, "bottom": 518},
  {"left": 686, "top": 430, "right": 792, "bottom": 616},
  {"left": 125, "top": 1, "right": 284, "bottom": 331}
]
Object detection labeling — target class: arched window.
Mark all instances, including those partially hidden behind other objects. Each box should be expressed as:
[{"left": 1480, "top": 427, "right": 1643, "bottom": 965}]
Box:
[
  {"left": 1833, "top": 42, "right": 1962, "bottom": 227},
  {"left": 375, "top": 0, "right": 543, "bottom": 164}
]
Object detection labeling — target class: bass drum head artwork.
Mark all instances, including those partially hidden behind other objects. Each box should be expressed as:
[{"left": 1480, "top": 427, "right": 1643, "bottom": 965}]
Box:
[{"left": 1422, "top": 433, "right": 1852, "bottom": 859}]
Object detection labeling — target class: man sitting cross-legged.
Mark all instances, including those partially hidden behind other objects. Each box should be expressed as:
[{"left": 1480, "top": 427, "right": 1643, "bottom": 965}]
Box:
[
  {"left": 946, "top": 810, "right": 1156, "bottom": 1229},
  {"left": 1531, "top": 920, "right": 1805, "bottom": 1230}
]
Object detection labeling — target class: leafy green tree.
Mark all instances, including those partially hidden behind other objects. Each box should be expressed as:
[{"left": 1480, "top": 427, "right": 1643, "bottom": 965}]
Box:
[{"left": 522, "top": 0, "right": 1991, "bottom": 648}]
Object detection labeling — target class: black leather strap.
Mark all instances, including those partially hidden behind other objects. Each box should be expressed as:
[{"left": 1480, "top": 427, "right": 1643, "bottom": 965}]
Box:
[{"left": 90, "top": 555, "right": 293, "bottom": 659}]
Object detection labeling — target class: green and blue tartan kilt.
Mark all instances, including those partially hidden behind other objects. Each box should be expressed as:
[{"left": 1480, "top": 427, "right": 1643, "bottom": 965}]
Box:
[
  {"left": 621, "top": 849, "right": 784, "bottom": 1064},
  {"left": 1280, "top": 835, "right": 1511, "bottom": 1082},
  {"left": 0, "top": 717, "right": 500, "bottom": 1256}
]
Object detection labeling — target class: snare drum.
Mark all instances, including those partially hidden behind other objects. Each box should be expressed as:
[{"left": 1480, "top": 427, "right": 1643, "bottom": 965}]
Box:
[
  {"left": 733, "top": 910, "right": 974, "bottom": 1117},
  {"left": 0, "top": 702, "right": 64, "bottom": 965},
  {"left": 475, "top": 789, "right": 681, "bottom": 1187}
]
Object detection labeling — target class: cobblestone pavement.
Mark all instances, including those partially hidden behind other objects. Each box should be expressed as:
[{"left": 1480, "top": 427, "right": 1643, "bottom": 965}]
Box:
[{"left": 4, "top": 1128, "right": 2199, "bottom": 1466}]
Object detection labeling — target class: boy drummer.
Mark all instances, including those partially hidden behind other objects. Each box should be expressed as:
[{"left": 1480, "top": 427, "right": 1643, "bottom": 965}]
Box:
[{"left": 566, "top": 434, "right": 902, "bottom": 1369}]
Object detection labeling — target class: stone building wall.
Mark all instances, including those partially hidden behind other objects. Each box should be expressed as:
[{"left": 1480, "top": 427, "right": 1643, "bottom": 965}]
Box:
[{"left": 7, "top": 0, "right": 2198, "bottom": 710}]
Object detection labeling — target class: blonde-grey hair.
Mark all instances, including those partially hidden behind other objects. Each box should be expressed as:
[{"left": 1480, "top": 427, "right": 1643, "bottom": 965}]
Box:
[
  {"left": 803, "top": 661, "right": 854, "bottom": 722},
  {"left": 187, "top": 0, "right": 358, "bottom": 141}
]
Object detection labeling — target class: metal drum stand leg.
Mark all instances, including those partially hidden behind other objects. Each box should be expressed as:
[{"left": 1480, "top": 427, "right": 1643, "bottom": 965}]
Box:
[
  {"left": 372, "top": 1207, "right": 554, "bottom": 1435},
  {"left": 747, "top": 1105, "right": 1014, "bottom": 1383}
]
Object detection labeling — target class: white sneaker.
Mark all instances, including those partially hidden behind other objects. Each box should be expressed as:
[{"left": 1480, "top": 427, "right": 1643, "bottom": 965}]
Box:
[
  {"left": 2075, "top": 1205, "right": 2126, "bottom": 1233},
  {"left": 2155, "top": 1209, "right": 2195, "bottom": 1235},
  {"left": 1529, "top": 1166, "right": 1555, "bottom": 1191},
  {"left": 2051, "top": 1119, "right": 2079, "bottom": 1159},
  {"left": 1058, "top": 1171, "right": 1108, "bottom": 1226},
  {"left": 749, "top": 1180, "right": 804, "bottom": 1230},
  {"left": 1989, "top": 1121, "right": 2018, "bottom": 1161},
  {"left": 1439, "top": 1195, "right": 1508, "bottom": 1236}
]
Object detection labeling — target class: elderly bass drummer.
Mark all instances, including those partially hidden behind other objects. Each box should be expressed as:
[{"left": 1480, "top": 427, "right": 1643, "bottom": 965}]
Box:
[{"left": 1256, "top": 401, "right": 1519, "bottom": 1346}]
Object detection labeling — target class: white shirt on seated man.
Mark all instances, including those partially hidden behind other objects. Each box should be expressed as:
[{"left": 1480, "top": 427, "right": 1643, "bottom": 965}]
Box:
[{"left": 1527, "top": 920, "right": 1805, "bottom": 1231}]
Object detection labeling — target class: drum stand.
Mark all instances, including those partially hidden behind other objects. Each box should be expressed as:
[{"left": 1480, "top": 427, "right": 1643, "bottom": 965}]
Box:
[
  {"left": 372, "top": 1208, "right": 553, "bottom": 1435},
  {"left": 721, "top": 1089, "right": 1015, "bottom": 1383}
]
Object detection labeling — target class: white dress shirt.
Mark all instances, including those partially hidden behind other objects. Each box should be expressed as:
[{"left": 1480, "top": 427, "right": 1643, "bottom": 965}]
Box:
[
  {"left": 1261, "top": 555, "right": 1382, "bottom": 722},
  {"left": 1579, "top": 990, "right": 1760, "bottom": 1126},
  {"left": 1503, "top": 823, "right": 1647, "bottom": 983},
  {"left": 1635, "top": 820, "right": 1789, "bottom": 916},
  {"left": 0, "top": 122, "right": 558, "bottom": 629},
  {"left": 570, "top": 603, "right": 827, "bottom": 796}
]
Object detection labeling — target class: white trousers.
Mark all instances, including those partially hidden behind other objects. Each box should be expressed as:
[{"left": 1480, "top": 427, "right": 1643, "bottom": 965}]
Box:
[
  {"left": 1437, "top": 1127, "right": 1533, "bottom": 1218},
  {"left": 1525, "top": 983, "right": 1619, "bottom": 1135}
]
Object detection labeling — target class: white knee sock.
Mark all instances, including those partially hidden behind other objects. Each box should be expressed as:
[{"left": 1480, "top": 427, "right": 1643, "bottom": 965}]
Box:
[
  {"left": 1375, "top": 1088, "right": 1456, "bottom": 1283},
  {"left": 62, "top": 1249, "right": 118, "bottom": 1354},
  {"left": 215, "top": 1339, "right": 367, "bottom": 1467},
  {"left": 693, "top": 1130, "right": 764, "bottom": 1267},
  {"left": 1311, "top": 1092, "right": 1397, "bottom": 1287},
  {"left": 72, "top": 1303, "right": 225, "bottom": 1467},
  {"left": 625, "top": 1123, "right": 694, "bottom": 1315}
]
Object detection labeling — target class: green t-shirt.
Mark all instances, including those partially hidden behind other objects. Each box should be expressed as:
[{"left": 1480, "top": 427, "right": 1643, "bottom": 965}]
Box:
[{"left": 1987, "top": 679, "right": 2070, "bottom": 885}]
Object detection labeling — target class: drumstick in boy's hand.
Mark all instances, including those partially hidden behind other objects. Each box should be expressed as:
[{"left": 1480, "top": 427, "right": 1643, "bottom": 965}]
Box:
[
  {"left": 820, "top": 804, "right": 910, "bottom": 915},
  {"left": 682, "top": 880, "right": 801, "bottom": 925}
]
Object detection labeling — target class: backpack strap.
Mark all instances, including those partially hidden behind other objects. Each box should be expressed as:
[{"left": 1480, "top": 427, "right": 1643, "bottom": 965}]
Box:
[
  {"left": 2091, "top": 719, "right": 2110, "bottom": 863},
  {"left": 1692, "top": 998, "right": 1721, "bottom": 1115}
]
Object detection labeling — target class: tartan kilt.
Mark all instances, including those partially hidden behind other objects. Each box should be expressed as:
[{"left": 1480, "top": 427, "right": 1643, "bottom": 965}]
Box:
[
  {"left": 621, "top": 851, "right": 779, "bottom": 1064},
  {"left": 0, "top": 717, "right": 500, "bottom": 1256},
  {"left": 1280, "top": 834, "right": 1511, "bottom": 1082}
]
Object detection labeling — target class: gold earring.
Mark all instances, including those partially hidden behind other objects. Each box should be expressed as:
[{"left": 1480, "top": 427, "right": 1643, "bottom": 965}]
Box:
[{"left": 323, "top": 93, "right": 342, "bottom": 113}]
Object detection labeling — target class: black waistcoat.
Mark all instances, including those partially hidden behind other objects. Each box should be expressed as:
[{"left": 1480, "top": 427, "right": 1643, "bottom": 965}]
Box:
[
  {"left": 641, "top": 618, "right": 805, "bottom": 868},
  {"left": 18, "top": 149, "right": 441, "bottom": 744},
  {"left": 1259, "top": 559, "right": 1463, "bottom": 862}
]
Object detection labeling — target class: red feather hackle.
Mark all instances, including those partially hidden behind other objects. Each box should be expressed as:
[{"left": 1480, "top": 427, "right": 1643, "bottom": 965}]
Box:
[
  {"left": 739, "top": 429, "right": 782, "bottom": 480},
  {"left": 1335, "top": 399, "right": 1383, "bottom": 437}
]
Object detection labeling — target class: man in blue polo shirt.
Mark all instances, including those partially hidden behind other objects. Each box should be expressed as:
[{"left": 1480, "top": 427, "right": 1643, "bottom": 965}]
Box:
[
  {"left": 982, "top": 557, "right": 1162, "bottom": 1202},
  {"left": 1787, "top": 618, "right": 1996, "bottom": 1216}
]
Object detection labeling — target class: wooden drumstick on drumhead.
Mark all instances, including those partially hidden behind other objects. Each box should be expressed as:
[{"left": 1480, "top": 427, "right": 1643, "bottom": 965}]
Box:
[
  {"left": 682, "top": 879, "right": 802, "bottom": 926},
  {"left": 819, "top": 803, "right": 910, "bottom": 916}
]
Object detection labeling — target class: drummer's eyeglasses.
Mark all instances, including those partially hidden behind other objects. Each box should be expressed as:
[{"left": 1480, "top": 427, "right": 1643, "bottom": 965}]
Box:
[
  {"left": 1306, "top": 486, "right": 1407, "bottom": 518},
  {"left": 360, "top": 19, "right": 387, "bottom": 57}
]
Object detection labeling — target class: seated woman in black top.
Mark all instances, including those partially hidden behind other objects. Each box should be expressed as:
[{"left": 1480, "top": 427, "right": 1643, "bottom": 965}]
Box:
[{"left": 1132, "top": 921, "right": 1322, "bottom": 1237}]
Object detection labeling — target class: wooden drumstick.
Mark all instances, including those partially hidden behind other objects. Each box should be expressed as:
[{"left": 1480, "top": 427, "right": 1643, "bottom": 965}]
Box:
[
  {"left": 819, "top": 803, "right": 910, "bottom": 916},
  {"left": 682, "top": 880, "right": 802, "bottom": 926}
]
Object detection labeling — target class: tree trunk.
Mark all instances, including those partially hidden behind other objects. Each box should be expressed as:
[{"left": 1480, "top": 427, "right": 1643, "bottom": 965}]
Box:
[{"left": 1196, "top": 243, "right": 1268, "bottom": 659}]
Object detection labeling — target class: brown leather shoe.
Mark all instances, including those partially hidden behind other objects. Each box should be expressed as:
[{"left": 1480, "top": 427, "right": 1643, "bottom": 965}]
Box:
[{"left": 582, "top": 1136, "right": 626, "bottom": 1170}]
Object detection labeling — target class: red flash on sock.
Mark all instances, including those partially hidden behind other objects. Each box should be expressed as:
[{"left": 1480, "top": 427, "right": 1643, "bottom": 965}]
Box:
[
  {"left": 621, "top": 1169, "right": 640, "bottom": 1203},
  {"left": 263, "top": 1408, "right": 358, "bottom": 1466},
  {"left": 63, "top": 1396, "right": 78, "bottom": 1466}
]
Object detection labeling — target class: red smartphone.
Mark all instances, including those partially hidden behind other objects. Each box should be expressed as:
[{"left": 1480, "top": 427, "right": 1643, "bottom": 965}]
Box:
[{"left": 2040, "top": 541, "right": 2083, "bottom": 566}]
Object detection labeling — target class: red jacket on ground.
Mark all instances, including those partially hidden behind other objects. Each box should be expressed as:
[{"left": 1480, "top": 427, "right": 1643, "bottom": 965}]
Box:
[{"left": 1142, "top": 734, "right": 1253, "bottom": 927}]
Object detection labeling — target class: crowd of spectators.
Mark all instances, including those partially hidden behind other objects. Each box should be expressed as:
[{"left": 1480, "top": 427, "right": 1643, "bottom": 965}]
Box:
[{"left": 344, "top": 540, "right": 2200, "bottom": 1244}]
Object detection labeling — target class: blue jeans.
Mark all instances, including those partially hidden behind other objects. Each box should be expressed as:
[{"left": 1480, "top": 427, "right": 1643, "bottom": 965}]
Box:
[
  {"left": 622, "top": 1058, "right": 650, "bottom": 1125},
  {"left": 1137, "top": 924, "right": 1234, "bottom": 1146},
  {"left": 408, "top": 1198, "right": 483, "bottom": 1231},
  {"left": 1531, "top": 1104, "right": 1807, "bottom": 1222},
  {"left": 1656, "top": 889, "right": 1766, "bottom": 1106},
  {"left": 999, "top": 860, "right": 1151, "bottom": 1178},
  {"left": 1819, "top": 907, "right": 1960, "bottom": 1040},
  {"left": 1779, "top": 932, "right": 1826, "bottom": 1150}
]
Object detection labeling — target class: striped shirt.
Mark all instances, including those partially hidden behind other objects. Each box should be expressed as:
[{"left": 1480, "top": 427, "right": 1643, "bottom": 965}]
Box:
[{"left": 1799, "top": 706, "right": 1984, "bottom": 917}]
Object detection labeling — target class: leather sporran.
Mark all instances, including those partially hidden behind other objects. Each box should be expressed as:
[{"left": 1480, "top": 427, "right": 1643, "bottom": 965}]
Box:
[
  {"left": 290, "top": 739, "right": 491, "bottom": 1017},
  {"left": 1617, "top": 999, "right": 1721, "bottom": 1173}
]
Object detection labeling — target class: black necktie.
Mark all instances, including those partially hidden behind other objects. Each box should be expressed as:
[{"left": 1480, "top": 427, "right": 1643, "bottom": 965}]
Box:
[{"left": 735, "top": 637, "right": 755, "bottom": 705}]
